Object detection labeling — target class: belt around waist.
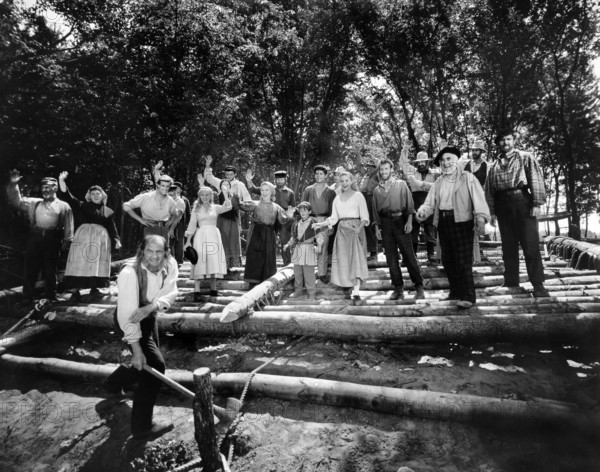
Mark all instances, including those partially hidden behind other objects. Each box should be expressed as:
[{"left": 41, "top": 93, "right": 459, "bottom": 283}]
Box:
[
  {"left": 379, "top": 211, "right": 403, "bottom": 218},
  {"left": 147, "top": 220, "right": 168, "bottom": 226},
  {"left": 439, "top": 210, "right": 454, "bottom": 218},
  {"left": 338, "top": 217, "right": 360, "bottom": 221},
  {"left": 31, "top": 227, "right": 62, "bottom": 236},
  {"left": 495, "top": 188, "right": 526, "bottom": 197},
  {"left": 311, "top": 214, "right": 328, "bottom": 217}
]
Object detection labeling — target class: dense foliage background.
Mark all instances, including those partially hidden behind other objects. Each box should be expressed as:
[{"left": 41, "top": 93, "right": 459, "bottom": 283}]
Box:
[{"left": 1, "top": 0, "right": 599, "bottom": 266}]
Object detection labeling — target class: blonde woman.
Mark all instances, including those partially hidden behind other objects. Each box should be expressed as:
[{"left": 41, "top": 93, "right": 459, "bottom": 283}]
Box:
[
  {"left": 313, "top": 171, "right": 369, "bottom": 302},
  {"left": 184, "top": 175, "right": 231, "bottom": 301},
  {"left": 240, "top": 182, "right": 290, "bottom": 286}
]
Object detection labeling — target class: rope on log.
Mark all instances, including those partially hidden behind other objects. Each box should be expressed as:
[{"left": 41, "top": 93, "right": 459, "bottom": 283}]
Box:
[
  {"left": 0, "top": 354, "right": 598, "bottom": 434},
  {"left": 219, "top": 266, "right": 294, "bottom": 323}
]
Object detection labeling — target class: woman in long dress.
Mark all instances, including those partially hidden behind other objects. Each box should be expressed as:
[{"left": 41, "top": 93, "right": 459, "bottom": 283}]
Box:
[
  {"left": 184, "top": 177, "right": 232, "bottom": 301},
  {"left": 58, "top": 171, "right": 121, "bottom": 300},
  {"left": 313, "top": 172, "right": 369, "bottom": 301},
  {"left": 240, "top": 182, "right": 290, "bottom": 286}
]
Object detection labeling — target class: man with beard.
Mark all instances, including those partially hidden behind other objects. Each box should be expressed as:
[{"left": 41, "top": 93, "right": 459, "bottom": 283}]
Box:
[
  {"left": 104, "top": 235, "right": 178, "bottom": 440},
  {"left": 246, "top": 169, "right": 296, "bottom": 265},
  {"left": 399, "top": 148, "right": 440, "bottom": 265},
  {"left": 416, "top": 147, "right": 489, "bottom": 308},
  {"left": 123, "top": 174, "right": 180, "bottom": 242},
  {"left": 302, "top": 165, "right": 336, "bottom": 284},
  {"left": 485, "top": 128, "right": 549, "bottom": 297},
  {"left": 7, "top": 171, "right": 74, "bottom": 304},
  {"left": 464, "top": 140, "right": 488, "bottom": 187},
  {"left": 372, "top": 159, "right": 425, "bottom": 300}
]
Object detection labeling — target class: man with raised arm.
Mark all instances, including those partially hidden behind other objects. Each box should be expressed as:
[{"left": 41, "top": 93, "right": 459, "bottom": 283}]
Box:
[{"left": 7, "top": 171, "right": 73, "bottom": 304}]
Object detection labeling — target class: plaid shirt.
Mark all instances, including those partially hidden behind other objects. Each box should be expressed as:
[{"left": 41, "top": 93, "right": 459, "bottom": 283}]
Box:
[{"left": 485, "top": 149, "right": 546, "bottom": 215}]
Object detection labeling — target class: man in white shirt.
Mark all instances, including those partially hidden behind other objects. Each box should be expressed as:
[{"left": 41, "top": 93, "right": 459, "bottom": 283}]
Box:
[{"left": 104, "top": 235, "right": 179, "bottom": 440}]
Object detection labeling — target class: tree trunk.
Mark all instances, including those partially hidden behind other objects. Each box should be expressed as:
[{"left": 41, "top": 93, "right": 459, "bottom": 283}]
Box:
[{"left": 193, "top": 367, "right": 221, "bottom": 472}]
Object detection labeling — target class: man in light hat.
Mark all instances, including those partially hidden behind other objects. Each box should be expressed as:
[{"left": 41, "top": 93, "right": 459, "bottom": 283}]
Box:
[
  {"left": 246, "top": 169, "right": 296, "bottom": 265},
  {"left": 399, "top": 148, "right": 440, "bottom": 264},
  {"left": 302, "top": 164, "right": 337, "bottom": 283},
  {"left": 485, "top": 128, "right": 549, "bottom": 298},
  {"left": 204, "top": 156, "right": 252, "bottom": 202},
  {"left": 416, "top": 147, "right": 490, "bottom": 308},
  {"left": 7, "top": 171, "right": 74, "bottom": 303},
  {"left": 123, "top": 173, "right": 180, "bottom": 242},
  {"left": 464, "top": 139, "right": 488, "bottom": 187},
  {"left": 358, "top": 157, "right": 381, "bottom": 261},
  {"left": 167, "top": 181, "right": 189, "bottom": 264},
  {"left": 329, "top": 166, "right": 346, "bottom": 195}
]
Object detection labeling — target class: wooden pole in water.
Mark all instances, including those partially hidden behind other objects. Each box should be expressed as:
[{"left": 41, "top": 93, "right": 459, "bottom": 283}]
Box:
[{"left": 193, "top": 367, "right": 221, "bottom": 472}]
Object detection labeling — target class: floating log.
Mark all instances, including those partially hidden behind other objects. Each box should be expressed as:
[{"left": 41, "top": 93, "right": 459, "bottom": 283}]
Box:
[
  {"left": 0, "top": 354, "right": 597, "bottom": 433},
  {"left": 220, "top": 266, "right": 294, "bottom": 323},
  {"left": 44, "top": 305, "right": 600, "bottom": 343},
  {"left": 545, "top": 236, "right": 600, "bottom": 271},
  {"left": 0, "top": 323, "right": 56, "bottom": 356}
]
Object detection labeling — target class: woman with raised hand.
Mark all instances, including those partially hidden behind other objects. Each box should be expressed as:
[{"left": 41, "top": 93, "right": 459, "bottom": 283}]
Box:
[
  {"left": 240, "top": 181, "right": 291, "bottom": 287},
  {"left": 312, "top": 171, "right": 369, "bottom": 302},
  {"left": 58, "top": 171, "right": 121, "bottom": 301},
  {"left": 184, "top": 174, "right": 231, "bottom": 301}
]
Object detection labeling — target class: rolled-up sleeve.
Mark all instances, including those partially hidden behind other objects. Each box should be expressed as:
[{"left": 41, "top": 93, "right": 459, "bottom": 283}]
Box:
[
  {"left": 152, "top": 258, "right": 179, "bottom": 311},
  {"left": 116, "top": 266, "right": 142, "bottom": 344}
]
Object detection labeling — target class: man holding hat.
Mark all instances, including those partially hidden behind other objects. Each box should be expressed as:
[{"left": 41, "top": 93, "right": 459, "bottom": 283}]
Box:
[
  {"left": 485, "top": 128, "right": 549, "bottom": 297},
  {"left": 7, "top": 171, "right": 74, "bottom": 303},
  {"left": 302, "top": 165, "right": 337, "bottom": 283},
  {"left": 464, "top": 140, "right": 488, "bottom": 187},
  {"left": 416, "top": 147, "right": 490, "bottom": 308},
  {"left": 123, "top": 173, "right": 180, "bottom": 242},
  {"left": 204, "top": 155, "right": 252, "bottom": 203},
  {"left": 358, "top": 157, "right": 381, "bottom": 261},
  {"left": 399, "top": 148, "right": 440, "bottom": 264},
  {"left": 246, "top": 169, "right": 296, "bottom": 265}
]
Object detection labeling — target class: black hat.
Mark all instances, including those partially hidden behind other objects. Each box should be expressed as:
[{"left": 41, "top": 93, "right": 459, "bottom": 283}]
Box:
[
  {"left": 313, "top": 164, "right": 329, "bottom": 174},
  {"left": 494, "top": 128, "right": 517, "bottom": 146},
  {"left": 274, "top": 170, "right": 288, "bottom": 178},
  {"left": 172, "top": 181, "right": 183, "bottom": 189},
  {"left": 41, "top": 177, "right": 58, "bottom": 186},
  {"left": 184, "top": 246, "right": 198, "bottom": 265},
  {"left": 434, "top": 146, "right": 462, "bottom": 167},
  {"left": 223, "top": 165, "right": 237, "bottom": 173}
]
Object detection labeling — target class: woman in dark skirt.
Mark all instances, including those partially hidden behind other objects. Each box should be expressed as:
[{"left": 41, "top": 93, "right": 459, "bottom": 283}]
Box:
[
  {"left": 58, "top": 171, "right": 121, "bottom": 300},
  {"left": 240, "top": 182, "right": 290, "bottom": 286},
  {"left": 216, "top": 179, "right": 243, "bottom": 270}
]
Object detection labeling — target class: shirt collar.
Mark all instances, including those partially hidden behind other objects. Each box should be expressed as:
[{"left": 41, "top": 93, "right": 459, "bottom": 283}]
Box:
[{"left": 141, "top": 262, "right": 168, "bottom": 278}]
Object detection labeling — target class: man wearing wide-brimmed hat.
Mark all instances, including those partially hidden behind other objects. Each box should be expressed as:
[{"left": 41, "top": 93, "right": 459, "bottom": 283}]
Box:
[
  {"left": 464, "top": 139, "right": 488, "bottom": 187},
  {"left": 399, "top": 148, "right": 440, "bottom": 265},
  {"left": 416, "top": 146, "right": 490, "bottom": 308},
  {"left": 485, "top": 128, "right": 549, "bottom": 298},
  {"left": 7, "top": 171, "right": 74, "bottom": 304}
]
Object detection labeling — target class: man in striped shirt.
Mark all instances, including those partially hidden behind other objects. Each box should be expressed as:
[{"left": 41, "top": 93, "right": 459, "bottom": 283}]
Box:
[{"left": 485, "top": 128, "right": 549, "bottom": 298}]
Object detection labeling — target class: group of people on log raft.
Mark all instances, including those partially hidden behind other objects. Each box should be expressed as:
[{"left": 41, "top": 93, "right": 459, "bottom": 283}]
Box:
[{"left": 5, "top": 127, "right": 552, "bottom": 440}]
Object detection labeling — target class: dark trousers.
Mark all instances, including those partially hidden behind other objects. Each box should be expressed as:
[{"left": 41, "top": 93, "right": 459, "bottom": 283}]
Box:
[
  {"left": 172, "top": 223, "right": 185, "bottom": 264},
  {"left": 438, "top": 215, "right": 476, "bottom": 303},
  {"left": 105, "top": 314, "right": 165, "bottom": 434},
  {"left": 363, "top": 193, "right": 378, "bottom": 254},
  {"left": 279, "top": 222, "right": 293, "bottom": 266},
  {"left": 24, "top": 230, "right": 62, "bottom": 299},
  {"left": 495, "top": 192, "right": 545, "bottom": 287},
  {"left": 411, "top": 192, "right": 437, "bottom": 258},
  {"left": 380, "top": 217, "right": 423, "bottom": 288}
]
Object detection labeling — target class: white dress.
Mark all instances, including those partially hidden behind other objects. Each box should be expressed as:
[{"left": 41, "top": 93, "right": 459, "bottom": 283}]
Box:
[{"left": 185, "top": 201, "right": 231, "bottom": 279}]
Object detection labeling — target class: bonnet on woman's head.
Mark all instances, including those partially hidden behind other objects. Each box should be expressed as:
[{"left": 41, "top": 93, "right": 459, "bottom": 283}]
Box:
[{"left": 85, "top": 185, "right": 108, "bottom": 205}]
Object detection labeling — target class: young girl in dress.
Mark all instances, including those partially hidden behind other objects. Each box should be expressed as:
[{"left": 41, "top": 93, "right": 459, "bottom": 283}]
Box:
[
  {"left": 313, "top": 172, "right": 369, "bottom": 302},
  {"left": 184, "top": 175, "right": 231, "bottom": 301}
]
